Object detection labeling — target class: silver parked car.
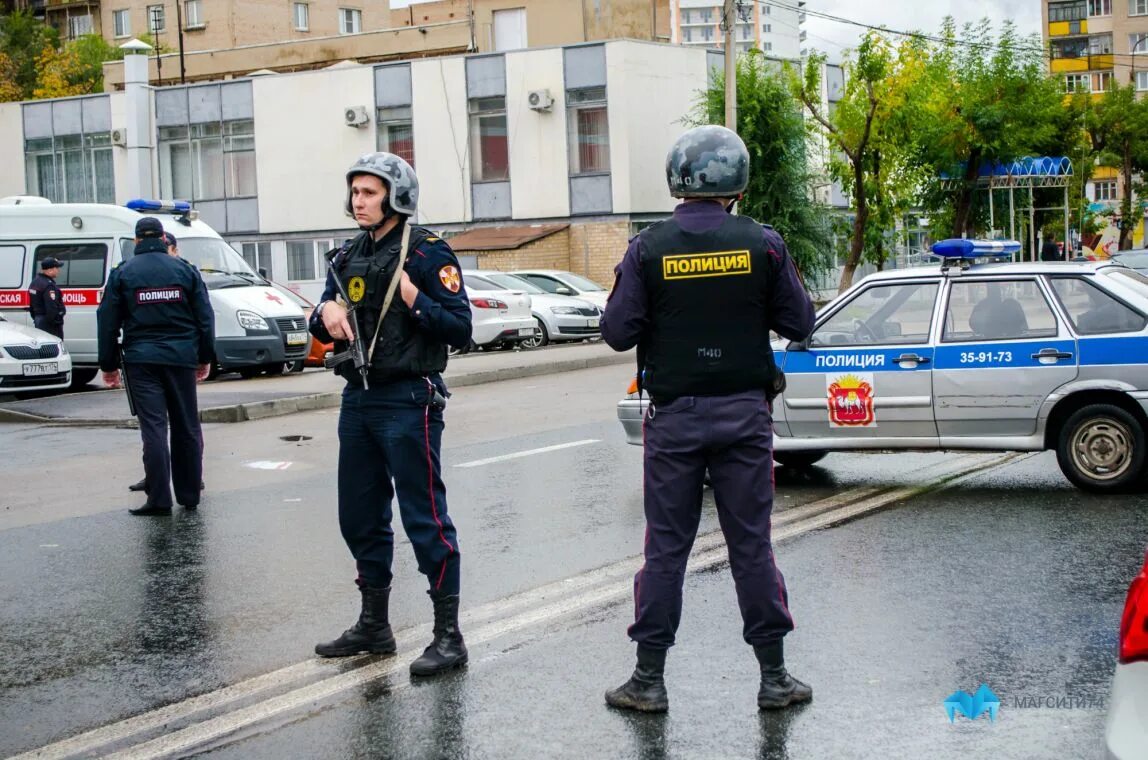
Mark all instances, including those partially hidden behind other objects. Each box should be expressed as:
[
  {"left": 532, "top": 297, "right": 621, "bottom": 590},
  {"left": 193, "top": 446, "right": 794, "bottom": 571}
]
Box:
[
  {"left": 1105, "top": 547, "right": 1148, "bottom": 760},
  {"left": 476, "top": 271, "right": 601, "bottom": 348},
  {"left": 510, "top": 269, "right": 610, "bottom": 310},
  {"left": 618, "top": 240, "right": 1148, "bottom": 492}
]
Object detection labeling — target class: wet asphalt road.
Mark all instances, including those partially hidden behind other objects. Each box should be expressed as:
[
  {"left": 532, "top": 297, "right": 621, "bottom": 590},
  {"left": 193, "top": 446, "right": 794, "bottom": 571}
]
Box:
[{"left": 1, "top": 365, "right": 1145, "bottom": 759}]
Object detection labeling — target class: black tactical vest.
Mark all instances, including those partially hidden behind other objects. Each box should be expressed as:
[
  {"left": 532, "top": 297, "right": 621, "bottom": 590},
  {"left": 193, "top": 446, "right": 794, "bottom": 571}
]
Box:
[
  {"left": 333, "top": 225, "right": 447, "bottom": 384},
  {"left": 638, "top": 213, "right": 778, "bottom": 402}
]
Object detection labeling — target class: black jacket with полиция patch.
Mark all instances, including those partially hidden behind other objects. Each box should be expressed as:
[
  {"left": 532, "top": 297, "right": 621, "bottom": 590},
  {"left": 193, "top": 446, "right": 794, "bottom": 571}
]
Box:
[{"left": 96, "top": 238, "right": 216, "bottom": 371}]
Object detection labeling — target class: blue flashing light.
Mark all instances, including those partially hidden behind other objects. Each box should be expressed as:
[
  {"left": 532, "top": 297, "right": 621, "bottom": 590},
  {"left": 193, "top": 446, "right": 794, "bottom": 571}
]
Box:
[
  {"left": 930, "top": 239, "right": 1021, "bottom": 260},
  {"left": 126, "top": 198, "right": 193, "bottom": 215}
]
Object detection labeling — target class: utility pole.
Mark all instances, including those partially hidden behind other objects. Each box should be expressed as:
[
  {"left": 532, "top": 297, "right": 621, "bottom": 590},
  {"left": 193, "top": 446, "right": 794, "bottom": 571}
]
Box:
[
  {"left": 723, "top": 0, "right": 736, "bottom": 130},
  {"left": 175, "top": 0, "right": 186, "bottom": 84}
]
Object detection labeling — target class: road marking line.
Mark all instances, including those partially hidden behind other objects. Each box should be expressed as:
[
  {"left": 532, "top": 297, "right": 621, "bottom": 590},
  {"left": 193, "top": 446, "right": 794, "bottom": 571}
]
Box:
[
  {"left": 12, "top": 452, "right": 1020, "bottom": 760},
  {"left": 453, "top": 439, "right": 601, "bottom": 468}
]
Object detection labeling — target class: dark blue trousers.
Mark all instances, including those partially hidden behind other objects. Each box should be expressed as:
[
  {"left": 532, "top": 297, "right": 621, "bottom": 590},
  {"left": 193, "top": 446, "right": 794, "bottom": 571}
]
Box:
[
  {"left": 630, "top": 390, "right": 795, "bottom": 650},
  {"left": 126, "top": 363, "right": 203, "bottom": 509},
  {"left": 336, "top": 376, "right": 460, "bottom": 595}
]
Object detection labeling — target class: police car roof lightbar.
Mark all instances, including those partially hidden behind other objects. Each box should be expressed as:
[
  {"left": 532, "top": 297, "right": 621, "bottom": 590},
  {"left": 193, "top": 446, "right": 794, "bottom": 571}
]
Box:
[
  {"left": 930, "top": 239, "right": 1021, "bottom": 260},
  {"left": 126, "top": 198, "right": 198, "bottom": 225}
]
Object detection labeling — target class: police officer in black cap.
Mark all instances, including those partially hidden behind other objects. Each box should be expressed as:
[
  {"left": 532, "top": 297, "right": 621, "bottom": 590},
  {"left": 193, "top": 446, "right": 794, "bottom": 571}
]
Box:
[
  {"left": 97, "top": 216, "right": 215, "bottom": 516},
  {"left": 28, "top": 256, "right": 66, "bottom": 338},
  {"left": 600, "top": 125, "right": 816, "bottom": 713},
  {"left": 310, "top": 152, "right": 473, "bottom": 677}
]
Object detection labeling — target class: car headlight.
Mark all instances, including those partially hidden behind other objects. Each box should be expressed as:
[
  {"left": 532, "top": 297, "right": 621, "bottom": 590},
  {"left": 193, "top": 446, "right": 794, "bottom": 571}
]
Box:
[
  {"left": 550, "top": 306, "right": 580, "bottom": 315},
  {"left": 58, "top": 342, "right": 68, "bottom": 356},
  {"left": 237, "top": 310, "right": 269, "bottom": 331}
]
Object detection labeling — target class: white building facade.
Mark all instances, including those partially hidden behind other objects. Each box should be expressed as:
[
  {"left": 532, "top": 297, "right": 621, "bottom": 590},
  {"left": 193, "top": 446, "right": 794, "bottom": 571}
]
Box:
[{"left": 0, "top": 40, "right": 717, "bottom": 301}]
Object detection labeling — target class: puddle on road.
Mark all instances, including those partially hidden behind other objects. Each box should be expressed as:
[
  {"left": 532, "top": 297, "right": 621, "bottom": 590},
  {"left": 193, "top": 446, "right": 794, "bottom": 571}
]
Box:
[{"left": 279, "top": 435, "right": 313, "bottom": 443}]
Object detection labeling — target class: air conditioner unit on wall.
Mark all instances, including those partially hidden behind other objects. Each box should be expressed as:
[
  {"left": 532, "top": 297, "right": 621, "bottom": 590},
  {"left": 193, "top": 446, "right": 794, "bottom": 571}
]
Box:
[
  {"left": 111, "top": 128, "right": 127, "bottom": 147},
  {"left": 527, "top": 89, "right": 553, "bottom": 112},
  {"left": 344, "top": 106, "right": 370, "bottom": 127}
]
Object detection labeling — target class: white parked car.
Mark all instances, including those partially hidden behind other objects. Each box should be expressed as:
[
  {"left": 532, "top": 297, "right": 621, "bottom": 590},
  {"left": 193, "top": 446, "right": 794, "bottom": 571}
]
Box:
[
  {"left": 474, "top": 271, "right": 601, "bottom": 348},
  {"left": 1106, "top": 547, "right": 1148, "bottom": 760},
  {"left": 509, "top": 269, "right": 610, "bottom": 309},
  {"left": 458, "top": 271, "right": 534, "bottom": 353},
  {"left": 0, "top": 314, "right": 72, "bottom": 393}
]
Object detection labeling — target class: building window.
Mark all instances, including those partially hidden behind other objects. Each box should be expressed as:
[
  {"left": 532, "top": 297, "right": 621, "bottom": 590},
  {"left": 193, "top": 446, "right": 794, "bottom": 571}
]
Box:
[
  {"left": 1091, "top": 70, "right": 1112, "bottom": 91},
  {"left": 1050, "top": 37, "right": 1088, "bottom": 58},
  {"left": 469, "top": 96, "right": 508, "bottom": 182},
  {"left": 1089, "top": 0, "right": 1112, "bottom": 14},
  {"left": 1132, "top": 33, "right": 1148, "bottom": 54},
  {"left": 147, "top": 4, "right": 165, "bottom": 33},
  {"left": 1095, "top": 180, "right": 1117, "bottom": 201},
  {"left": 286, "top": 241, "right": 315, "bottom": 281},
  {"left": 377, "top": 107, "right": 414, "bottom": 167},
  {"left": 683, "top": 28, "right": 692, "bottom": 42},
  {"left": 1089, "top": 33, "right": 1113, "bottom": 54},
  {"left": 1063, "top": 73, "right": 1090, "bottom": 92},
  {"left": 294, "top": 2, "right": 309, "bottom": 31},
  {"left": 239, "top": 242, "right": 273, "bottom": 278},
  {"left": 1137, "top": 70, "right": 1148, "bottom": 90},
  {"left": 339, "top": 8, "right": 361, "bottom": 34},
  {"left": 113, "top": 9, "right": 131, "bottom": 37},
  {"left": 492, "top": 7, "right": 527, "bottom": 52},
  {"left": 700, "top": 8, "right": 712, "bottom": 21},
  {"left": 26, "top": 134, "right": 115, "bottom": 204},
  {"left": 702, "top": 27, "right": 713, "bottom": 41},
  {"left": 567, "top": 87, "right": 609, "bottom": 175},
  {"left": 68, "top": 14, "right": 93, "bottom": 38},
  {"left": 1049, "top": 1, "right": 1087, "bottom": 21},
  {"left": 159, "top": 119, "right": 255, "bottom": 201},
  {"left": 763, "top": 23, "right": 771, "bottom": 32},
  {"left": 184, "top": 0, "right": 203, "bottom": 28},
  {"left": 1133, "top": 0, "right": 1148, "bottom": 15},
  {"left": 764, "top": 41, "right": 772, "bottom": 51},
  {"left": 763, "top": 5, "right": 770, "bottom": 15}
]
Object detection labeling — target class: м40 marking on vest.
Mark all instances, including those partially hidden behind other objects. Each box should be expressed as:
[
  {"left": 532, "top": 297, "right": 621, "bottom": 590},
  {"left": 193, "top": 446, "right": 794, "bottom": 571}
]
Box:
[
  {"left": 662, "top": 250, "right": 752, "bottom": 280},
  {"left": 698, "top": 347, "right": 723, "bottom": 359}
]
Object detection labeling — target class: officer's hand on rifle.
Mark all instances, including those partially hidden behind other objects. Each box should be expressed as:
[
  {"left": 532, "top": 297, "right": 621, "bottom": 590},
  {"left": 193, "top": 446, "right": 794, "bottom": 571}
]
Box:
[
  {"left": 321, "top": 300, "right": 355, "bottom": 341},
  {"left": 103, "top": 370, "right": 122, "bottom": 389}
]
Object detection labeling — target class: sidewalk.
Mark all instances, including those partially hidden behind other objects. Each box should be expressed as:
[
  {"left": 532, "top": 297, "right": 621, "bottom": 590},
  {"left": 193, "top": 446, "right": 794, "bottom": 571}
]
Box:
[{"left": 0, "top": 342, "right": 633, "bottom": 426}]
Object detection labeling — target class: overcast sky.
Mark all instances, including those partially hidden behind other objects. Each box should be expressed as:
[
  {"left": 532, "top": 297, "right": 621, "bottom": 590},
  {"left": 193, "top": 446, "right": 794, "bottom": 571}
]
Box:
[{"left": 802, "top": 0, "right": 1042, "bottom": 59}]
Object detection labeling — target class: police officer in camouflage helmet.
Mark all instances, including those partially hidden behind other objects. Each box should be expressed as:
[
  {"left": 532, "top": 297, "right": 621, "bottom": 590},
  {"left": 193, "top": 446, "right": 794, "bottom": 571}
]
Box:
[
  {"left": 600, "top": 125, "right": 816, "bottom": 712},
  {"left": 309, "top": 152, "right": 474, "bottom": 678}
]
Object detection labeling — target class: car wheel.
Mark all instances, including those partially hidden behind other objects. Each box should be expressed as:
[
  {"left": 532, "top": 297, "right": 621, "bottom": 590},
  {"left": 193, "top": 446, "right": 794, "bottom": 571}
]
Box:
[
  {"left": 773, "top": 451, "right": 828, "bottom": 469},
  {"left": 238, "top": 366, "right": 263, "bottom": 379},
  {"left": 520, "top": 319, "right": 548, "bottom": 350},
  {"left": 286, "top": 359, "right": 305, "bottom": 373},
  {"left": 264, "top": 362, "right": 285, "bottom": 376},
  {"left": 1056, "top": 404, "right": 1146, "bottom": 493},
  {"left": 448, "top": 340, "right": 475, "bottom": 357}
]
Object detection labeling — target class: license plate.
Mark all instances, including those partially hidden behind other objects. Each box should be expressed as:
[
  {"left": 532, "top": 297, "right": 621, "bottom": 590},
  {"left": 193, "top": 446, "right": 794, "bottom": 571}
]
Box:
[
  {"left": 23, "top": 362, "right": 57, "bottom": 376},
  {"left": 286, "top": 331, "right": 308, "bottom": 346},
  {"left": 588, "top": 317, "right": 600, "bottom": 328},
  {"left": 518, "top": 327, "right": 534, "bottom": 336}
]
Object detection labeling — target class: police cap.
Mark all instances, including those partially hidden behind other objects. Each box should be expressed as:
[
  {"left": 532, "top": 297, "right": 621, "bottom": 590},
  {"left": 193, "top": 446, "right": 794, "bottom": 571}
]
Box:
[
  {"left": 135, "top": 216, "right": 165, "bottom": 239},
  {"left": 163, "top": 231, "right": 178, "bottom": 247},
  {"left": 40, "top": 257, "right": 63, "bottom": 270}
]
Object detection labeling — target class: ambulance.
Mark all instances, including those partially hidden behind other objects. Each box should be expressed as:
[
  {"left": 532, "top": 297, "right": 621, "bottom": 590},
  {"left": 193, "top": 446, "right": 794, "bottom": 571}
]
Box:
[{"left": 0, "top": 197, "right": 308, "bottom": 385}]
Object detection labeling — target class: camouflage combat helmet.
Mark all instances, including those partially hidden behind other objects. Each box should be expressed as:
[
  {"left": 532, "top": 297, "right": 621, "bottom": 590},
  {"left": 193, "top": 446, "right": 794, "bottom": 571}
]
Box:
[
  {"left": 665, "top": 125, "right": 749, "bottom": 199},
  {"left": 345, "top": 152, "right": 419, "bottom": 217}
]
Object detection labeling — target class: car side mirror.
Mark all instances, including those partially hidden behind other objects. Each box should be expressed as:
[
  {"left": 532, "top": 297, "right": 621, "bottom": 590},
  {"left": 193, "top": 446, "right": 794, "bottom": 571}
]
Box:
[
  {"left": 258, "top": 267, "right": 268, "bottom": 278},
  {"left": 555, "top": 287, "right": 573, "bottom": 296},
  {"left": 788, "top": 338, "right": 810, "bottom": 352}
]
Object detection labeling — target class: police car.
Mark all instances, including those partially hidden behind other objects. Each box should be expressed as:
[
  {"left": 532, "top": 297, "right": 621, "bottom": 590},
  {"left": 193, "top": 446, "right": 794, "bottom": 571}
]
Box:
[
  {"left": 0, "top": 313, "right": 71, "bottom": 393},
  {"left": 618, "top": 239, "right": 1148, "bottom": 493}
]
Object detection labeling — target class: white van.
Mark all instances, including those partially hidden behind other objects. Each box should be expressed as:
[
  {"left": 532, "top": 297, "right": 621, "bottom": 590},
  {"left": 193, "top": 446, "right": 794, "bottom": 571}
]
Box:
[{"left": 0, "top": 197, "right": 308, "bottom": 385}]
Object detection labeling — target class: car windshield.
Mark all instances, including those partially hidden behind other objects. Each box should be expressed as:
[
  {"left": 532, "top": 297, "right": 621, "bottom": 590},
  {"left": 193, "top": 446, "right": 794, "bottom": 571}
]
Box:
[
  {"left": 485, "top": 274, "right": 545, "bottom": 294},
  {"left": 1111, "top": 251, "right": 1148, "bottom": 270},
  {"left": 559, "top": 273, "right": 607, "bottom": 292}
]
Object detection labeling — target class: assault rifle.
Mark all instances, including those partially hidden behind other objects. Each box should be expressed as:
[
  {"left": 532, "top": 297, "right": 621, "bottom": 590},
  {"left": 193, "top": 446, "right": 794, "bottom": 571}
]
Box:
[{"left": 321, "top": 248, "right": 370, "bottom": 390}]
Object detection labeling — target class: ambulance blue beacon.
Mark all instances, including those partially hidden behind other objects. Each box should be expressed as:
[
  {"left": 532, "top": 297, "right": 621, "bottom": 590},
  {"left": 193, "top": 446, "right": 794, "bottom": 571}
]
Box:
[{"left": 618, "top": 238, "right": 1148, "bottom": 493}]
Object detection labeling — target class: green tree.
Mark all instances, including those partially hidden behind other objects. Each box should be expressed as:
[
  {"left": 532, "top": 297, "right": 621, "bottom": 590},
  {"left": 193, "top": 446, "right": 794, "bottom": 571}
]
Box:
[
  {"left": 698, "top": 51, "right": 834, "bottom": 286},
  {"left": 1076, "top": 82, "right": 1148, "bottom": 250},
  {"left": 795, "top": 33, "right": 925, "bottom": 291},
  {"left": 0, "top": 9, "right": 59, "bottom": 100},
  {"left": 915, "top": 19, "right": 1064, "bottom": 238}
]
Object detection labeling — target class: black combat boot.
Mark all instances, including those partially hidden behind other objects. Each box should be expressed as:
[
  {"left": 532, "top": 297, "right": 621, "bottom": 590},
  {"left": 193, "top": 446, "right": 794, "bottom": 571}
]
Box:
[
  {"left": 754, "top": 640, "right": 812, "bottom": 709},
  {"left": 605, "top": 645, "right": 669, "bottom": 713},
  {"left": 315, "top": 585, "right": 397, "bottom": 657},
  {"left": 409, "top": 591, "right": 468, "bottom": 677}
]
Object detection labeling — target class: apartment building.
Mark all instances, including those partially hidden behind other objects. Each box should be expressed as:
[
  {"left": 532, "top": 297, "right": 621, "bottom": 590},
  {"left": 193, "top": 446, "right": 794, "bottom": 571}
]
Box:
[
  {"left": 61, "top": 0, "right": 668, "bottom": 89},
  {"left": 0, "top": 40, "right": 714, "bottom": 301},
  {"left": 1044, "top": 0, "right": 1148, "bottom": 249},
  {"left": 670, "top": 0, "right": 804, "bottom": 59}
]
